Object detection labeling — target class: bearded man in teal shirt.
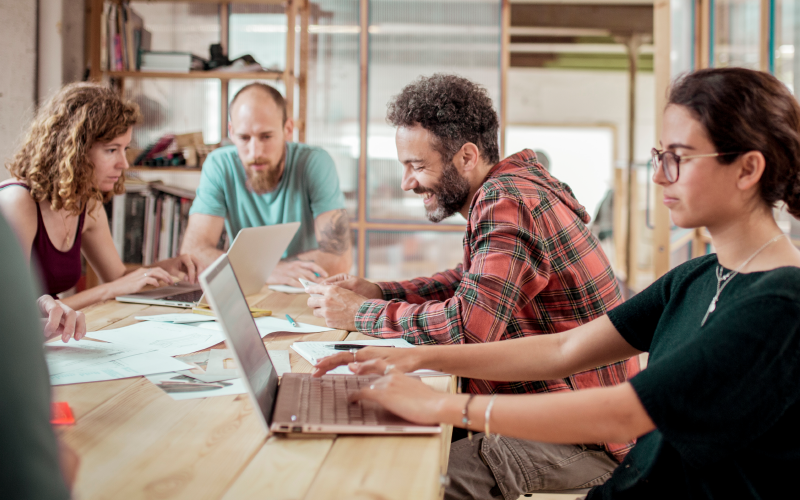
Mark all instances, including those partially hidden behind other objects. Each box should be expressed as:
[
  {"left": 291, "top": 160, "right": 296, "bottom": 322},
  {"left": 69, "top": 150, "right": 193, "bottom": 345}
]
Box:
[{"left": 181, "top": 83, "right": 351, "bottom": 287}]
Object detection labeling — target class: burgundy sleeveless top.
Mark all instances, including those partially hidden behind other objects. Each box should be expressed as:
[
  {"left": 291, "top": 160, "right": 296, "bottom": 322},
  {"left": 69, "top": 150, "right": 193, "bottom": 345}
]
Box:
[{"left": 0, "top": 183, "right": 86, "bottom": 296}]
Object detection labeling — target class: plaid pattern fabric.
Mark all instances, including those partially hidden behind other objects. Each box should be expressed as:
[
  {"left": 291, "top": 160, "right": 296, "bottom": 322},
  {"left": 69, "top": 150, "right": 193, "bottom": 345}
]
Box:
[{"left": 356, "top": 150, "right": 638, "bottom": 461}]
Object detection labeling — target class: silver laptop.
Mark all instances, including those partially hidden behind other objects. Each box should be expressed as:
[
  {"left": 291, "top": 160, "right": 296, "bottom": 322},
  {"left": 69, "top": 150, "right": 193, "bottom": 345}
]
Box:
[
  {"left": 116, "top": 222, "right": 300, "bottom": 308},
  {"left": 198, "top": 253, "right": 441, "bottom": 436}
]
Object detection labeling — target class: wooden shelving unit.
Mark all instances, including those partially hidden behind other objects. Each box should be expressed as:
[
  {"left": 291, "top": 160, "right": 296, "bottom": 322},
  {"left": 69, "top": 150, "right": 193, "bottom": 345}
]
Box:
[{"left": 87, "top": 0, "right": 310, "bottom": 143}]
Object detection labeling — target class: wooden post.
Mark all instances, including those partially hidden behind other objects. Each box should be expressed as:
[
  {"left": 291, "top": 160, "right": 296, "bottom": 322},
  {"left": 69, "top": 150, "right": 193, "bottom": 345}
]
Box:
[
  {"left": 357, "top": 0, "right": 369, "bottom": 277},
  {"left": 285, "top": 0, "right": 297, "bottom": 128},
  {"left": 220, "top": 3, "right": 229, "bottom": 140},
  {"left": 500, "top": 0, "right": 510, "bottom": 158},
  {"left": 299, "top": 0, "right": 310, "bottom": 142},
  {"left": 759, "top": 0, "right": 772, "bottom": 73},
  {"left": 652, "top": 0, "right": 671, "bottom": 279},
  {"left": 624, "top": 35, "right": 641, "bottom": 288},
  {"left": 697, "top": 0, "right": 711, "bottom": 69}
]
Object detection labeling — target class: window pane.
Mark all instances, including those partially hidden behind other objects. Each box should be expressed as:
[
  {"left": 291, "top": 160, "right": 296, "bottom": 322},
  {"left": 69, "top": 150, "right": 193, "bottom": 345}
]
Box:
[
  {"left": 775, "top": 0, "right": 799, "bottom": 93},
  {"left": 671, "top": 0, "right": 695, "bottom": 77},
  {"left": 306, "top": 0, "right": 361, "bottom": 219},
  {"left": 713, "top": 0, "right": 760, "bottom": 69},
  {"left": 230, "top": 4, "right": 287, "bottom": 72},
  {"left": 366, "top": 0, "right": 501, "bottom": 224},
  {"left": 126, "top": 2, "right": 222, "bottom": 146},
  {"left": 366, "top": 231, "right": 464, "bottom": 281}
]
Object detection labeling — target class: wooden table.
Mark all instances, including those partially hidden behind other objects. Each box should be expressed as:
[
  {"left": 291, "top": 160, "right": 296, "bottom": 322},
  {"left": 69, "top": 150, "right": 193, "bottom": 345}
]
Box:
[{"left": 53, "top": 287, "right": 455, "bottom": 500}]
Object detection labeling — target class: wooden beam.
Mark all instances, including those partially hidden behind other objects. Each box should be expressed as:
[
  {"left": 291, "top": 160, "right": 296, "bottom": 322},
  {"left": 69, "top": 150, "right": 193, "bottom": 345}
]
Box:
[
  {"left": 652, "top": 0, "right": 671, "bottom": 279},
  {"left": 510, "top": 4, "right": 653, "bottom": 35},
  {"left": 624, "top": 35, "right": 641, "bottom": 288},
  {"left": 759, "top": 0, "right": 771, "bottom": 72},
  {"left": 357, "top": 0, "right": 369, "bottom": 277},
  {"left": 299, "top": 0, "right": 310, "bottom": 143},
  {"left": 697, "top": 0, "right": 710, "bottom": 69},
  {"left": 285, "top": 0, "right": 297, "bottom": 124},
  {"left": 220, "top": 3, "right": 229, "bottom": 140}
]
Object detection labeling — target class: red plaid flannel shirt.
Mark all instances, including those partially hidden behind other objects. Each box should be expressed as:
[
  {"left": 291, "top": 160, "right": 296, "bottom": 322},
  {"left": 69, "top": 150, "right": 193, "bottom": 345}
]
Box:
[{"left": 356, "top": 150, "right": 639, "bottom": 461}]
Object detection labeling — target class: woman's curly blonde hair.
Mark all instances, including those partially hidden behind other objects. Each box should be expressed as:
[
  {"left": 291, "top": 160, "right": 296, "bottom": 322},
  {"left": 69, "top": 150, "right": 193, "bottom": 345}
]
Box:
[{"left": 6, "top": 82, "right": 142, "bottom": 215}]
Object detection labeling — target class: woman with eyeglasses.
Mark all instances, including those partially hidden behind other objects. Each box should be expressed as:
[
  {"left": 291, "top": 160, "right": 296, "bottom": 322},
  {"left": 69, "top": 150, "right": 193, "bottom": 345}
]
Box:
[{"left": 313, "top": 67, "right": 800, "bottom": 500}]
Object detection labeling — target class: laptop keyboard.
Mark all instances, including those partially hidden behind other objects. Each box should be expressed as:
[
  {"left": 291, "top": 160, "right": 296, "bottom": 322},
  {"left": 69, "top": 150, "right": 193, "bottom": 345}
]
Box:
[
  {"left": 298, "top": 375, "right": 378, "bottom": 425},
  {"left": 163, "top": 289, "right": 203, "bottom": 303}
]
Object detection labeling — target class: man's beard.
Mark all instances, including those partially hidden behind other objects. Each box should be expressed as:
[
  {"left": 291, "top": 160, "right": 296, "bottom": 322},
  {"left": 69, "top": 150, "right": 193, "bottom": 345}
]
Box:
[
  {"left": 245, "top": 149, "right": 285, "bottom": 194},
  {"left": 414, "top": 162, "right": 471, "bottom": 223}
]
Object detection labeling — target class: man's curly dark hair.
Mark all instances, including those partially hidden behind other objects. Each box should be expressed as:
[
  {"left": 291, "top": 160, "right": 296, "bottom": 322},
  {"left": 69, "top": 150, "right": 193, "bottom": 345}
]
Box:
[{"left": 386, "top": 74, "right": 500, "bottom": 165}]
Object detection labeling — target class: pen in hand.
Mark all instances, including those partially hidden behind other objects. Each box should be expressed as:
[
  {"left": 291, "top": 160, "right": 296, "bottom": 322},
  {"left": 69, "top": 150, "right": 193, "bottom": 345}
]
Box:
[{"left": 325, "top": 344, "right": 397, "bottom": 350}]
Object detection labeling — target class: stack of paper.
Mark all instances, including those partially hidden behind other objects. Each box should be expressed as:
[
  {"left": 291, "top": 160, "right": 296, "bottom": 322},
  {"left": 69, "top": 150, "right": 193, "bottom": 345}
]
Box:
[
  {"left": 197, "top": 315, "right": 334, "bottom": 336},
  {"left": 290, "top": 339, "right": 448, "bottom": 376},
  {"left": 46, "top": 340, "right": 191, "bottom": 386}
]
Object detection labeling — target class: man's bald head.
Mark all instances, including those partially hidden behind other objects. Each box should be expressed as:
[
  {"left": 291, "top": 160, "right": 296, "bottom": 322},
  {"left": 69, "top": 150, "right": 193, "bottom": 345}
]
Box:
[{"left": 229, "top": 83, "right": 287, "bottom": 125}]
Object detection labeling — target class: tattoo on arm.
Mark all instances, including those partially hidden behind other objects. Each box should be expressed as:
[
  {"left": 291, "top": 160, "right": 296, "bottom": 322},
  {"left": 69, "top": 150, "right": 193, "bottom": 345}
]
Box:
[{"left": 317, "top": 209, "right": 350, "bottom": 256}]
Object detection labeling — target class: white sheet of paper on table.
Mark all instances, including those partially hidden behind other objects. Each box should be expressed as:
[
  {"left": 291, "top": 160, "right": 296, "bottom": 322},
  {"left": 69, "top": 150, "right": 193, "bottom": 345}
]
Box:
[
  {"left": 134, "top": 313, "right": 216, "bottom": 324},
  {"left": 49, "top": 351, "right": 191, "bottom": 386},
  {"left": 197, "top": 315, "right": 334, "bottom": 336},
  {"left": 290, "top": 339, "right": 448, "bottom": 376},
  {"left": 87, "top": 321, "right": 227, "bottom": 356},
  {"left": 268, "top": 284, "right": 306, "bottom": 294},
  {"left": 145, "top": 371, "right": 248, "bottom": 400},
  {"left": 147, "top": 349, "right": 291, "bottom": 399},
  {"left": 45, "top": 340, "right": 154, "bottom": 375}
]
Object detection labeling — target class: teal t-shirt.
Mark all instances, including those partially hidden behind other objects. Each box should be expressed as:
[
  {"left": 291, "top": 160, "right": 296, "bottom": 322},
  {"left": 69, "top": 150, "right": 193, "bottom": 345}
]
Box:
[{"left": 189, "top": 143, "right": 345, "bottom": 258}]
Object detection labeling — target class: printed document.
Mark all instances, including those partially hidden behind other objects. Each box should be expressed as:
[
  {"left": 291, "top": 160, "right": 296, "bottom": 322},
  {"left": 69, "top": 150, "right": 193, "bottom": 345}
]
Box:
[
  {"left": 88, "top": 322, "right": 226, "bottom": 356},
  {"left": 197, "top": 315, "right": 334, "bottom": 336},
  {"left": 290, "top": 339, "right": 447, "bottom": 376},
  {"left": 45, "top": 340, "right": 154, "bottom": 375},
  {"left": 50, "top": 351, "right": 191, "bottom": 386},
  {"left": 134, "top": 313, "right": 216, "bottom": 324}
]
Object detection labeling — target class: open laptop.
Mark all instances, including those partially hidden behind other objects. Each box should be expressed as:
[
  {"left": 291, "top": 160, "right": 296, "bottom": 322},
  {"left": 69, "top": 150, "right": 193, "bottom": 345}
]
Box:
[
  {"left": 199, "top": 253, "right": 441, "bottom": 436},
  {"left": 116, "top": 222, "right": 300, "bottom": 308}
]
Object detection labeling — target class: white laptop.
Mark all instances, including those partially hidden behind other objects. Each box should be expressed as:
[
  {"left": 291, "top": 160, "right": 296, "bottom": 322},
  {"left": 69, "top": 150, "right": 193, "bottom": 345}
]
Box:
[
  {"left": 116, "top": 222, "right": 300, "bottom": 308},
  {"left": 198, "top": 253, "right": 441, "bottom": 436}
]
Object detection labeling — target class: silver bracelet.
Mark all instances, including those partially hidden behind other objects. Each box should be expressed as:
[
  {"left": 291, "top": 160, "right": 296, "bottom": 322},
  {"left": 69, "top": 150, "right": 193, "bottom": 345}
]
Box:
[{"left": 484, "top": 394, "right": 499, "bottom": 439}]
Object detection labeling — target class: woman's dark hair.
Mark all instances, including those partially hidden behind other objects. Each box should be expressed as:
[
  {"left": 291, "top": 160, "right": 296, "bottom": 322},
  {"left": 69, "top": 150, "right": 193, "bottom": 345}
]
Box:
[
  {"left": 669, "top": 68, "right": 800, "bottom": 217},
  {"left": 386, "top": 74, "right": 500, "bottom": 165}
]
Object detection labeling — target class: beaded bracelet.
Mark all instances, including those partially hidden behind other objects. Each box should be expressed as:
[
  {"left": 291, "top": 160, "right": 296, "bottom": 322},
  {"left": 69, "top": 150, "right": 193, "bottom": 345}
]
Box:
[
  {"left": 484, "top": 394, "right": 499, "bottom": 440},
  {"left": 461, "top": 393, "right": 476, "bottom": 442}
]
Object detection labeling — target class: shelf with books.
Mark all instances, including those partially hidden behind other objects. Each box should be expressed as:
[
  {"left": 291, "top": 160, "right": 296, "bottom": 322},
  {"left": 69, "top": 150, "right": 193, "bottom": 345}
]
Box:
[{"left": 105, "top": 70, "right": 285, "bottom": 80}]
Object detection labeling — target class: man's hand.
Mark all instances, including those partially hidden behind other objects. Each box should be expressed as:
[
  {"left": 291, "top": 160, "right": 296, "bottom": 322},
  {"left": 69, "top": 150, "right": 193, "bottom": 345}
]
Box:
[
  {"left": 269, "top": 260, "right": 328, "bottom": 287},
  {"left": 321, "top": 274, "right": 383, "bottom": 299},
  {"left": 155, "top": 253, "right": 205, "bottom": 284},
  {"left": 37, "top": 295, "right": 86, "bottom": 343},
  {"left": 313, "top": 346, "right": 422, "bottom": 377},
  {"left": 306, "top": 284, "right": 368, "bottom": 330}
]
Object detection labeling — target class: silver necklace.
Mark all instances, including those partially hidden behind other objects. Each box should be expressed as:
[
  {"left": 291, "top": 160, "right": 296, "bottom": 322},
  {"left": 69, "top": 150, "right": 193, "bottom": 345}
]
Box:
[{"left": 700, "top": 233, "right": 787, "bottom": 327}]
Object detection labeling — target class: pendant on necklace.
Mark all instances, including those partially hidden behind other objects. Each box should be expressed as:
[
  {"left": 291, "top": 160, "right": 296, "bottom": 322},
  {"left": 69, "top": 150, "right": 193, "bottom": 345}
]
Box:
[{"left": 708, "top": 298, "right": 717, "bottom": 313}]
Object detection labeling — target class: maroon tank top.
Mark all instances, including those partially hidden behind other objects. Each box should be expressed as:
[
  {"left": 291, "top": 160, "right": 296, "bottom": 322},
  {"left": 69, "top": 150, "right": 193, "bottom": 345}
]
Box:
[{"left": 0, "top": 183, "right": 86, "bottom": 296}]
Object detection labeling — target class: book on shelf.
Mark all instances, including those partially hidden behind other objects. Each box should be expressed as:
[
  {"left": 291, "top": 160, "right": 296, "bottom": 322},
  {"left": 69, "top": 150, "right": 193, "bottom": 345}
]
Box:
[
  {"left": 102, "top": 2, "right": 151, "bottom": 71},
  {"left": 140, "top": 52, "right": 205, "bottom": 73}
]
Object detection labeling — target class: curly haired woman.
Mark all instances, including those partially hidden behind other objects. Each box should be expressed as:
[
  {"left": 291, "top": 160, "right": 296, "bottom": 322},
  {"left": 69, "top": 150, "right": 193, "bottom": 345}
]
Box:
[{"left": 0, "top": 82, "right": 202, "bottom": 313}]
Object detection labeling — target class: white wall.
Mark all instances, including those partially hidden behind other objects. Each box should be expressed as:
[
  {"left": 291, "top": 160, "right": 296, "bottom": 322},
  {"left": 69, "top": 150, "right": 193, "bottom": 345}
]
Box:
[
  {"left": 0, "top": 1, "right": 38, "bottom": 181},
  {"left": 507, "top": 67, "right": 656, "bottom": 166}
]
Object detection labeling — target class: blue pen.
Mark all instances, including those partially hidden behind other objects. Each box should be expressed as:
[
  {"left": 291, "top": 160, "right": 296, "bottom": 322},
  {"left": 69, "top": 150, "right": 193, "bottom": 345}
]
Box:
[
  {"left": 285, "top": 314, "right": 299, "bottom": 328},
  {"left": 313, "top": 272, "right": 320, "bottom": 277}
]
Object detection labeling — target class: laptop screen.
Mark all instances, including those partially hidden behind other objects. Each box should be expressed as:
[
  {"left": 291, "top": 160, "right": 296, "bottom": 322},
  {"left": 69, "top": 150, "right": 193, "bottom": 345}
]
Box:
[{"left": 199, "top": 255, "right": 279, "bottom": 427}]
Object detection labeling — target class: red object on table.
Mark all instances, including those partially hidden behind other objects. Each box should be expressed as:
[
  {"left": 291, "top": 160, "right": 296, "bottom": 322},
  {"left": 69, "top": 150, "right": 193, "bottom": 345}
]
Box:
[{"left": 51, "top": 402, "right": 75, "bottom": 425}]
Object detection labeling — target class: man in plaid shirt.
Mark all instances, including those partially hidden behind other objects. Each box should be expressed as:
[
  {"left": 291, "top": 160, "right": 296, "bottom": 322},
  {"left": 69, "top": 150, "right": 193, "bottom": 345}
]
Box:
[{"left": 307, "top": 74, "right": 639, "bottom": 500}]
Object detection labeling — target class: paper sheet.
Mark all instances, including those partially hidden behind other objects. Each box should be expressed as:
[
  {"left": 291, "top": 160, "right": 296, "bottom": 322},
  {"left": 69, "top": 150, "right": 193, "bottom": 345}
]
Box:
[
  {"left": 268, "top": 284, "right": 306, "bottom": 294},
  {"left": 197, "top": 315, "right": 334, "bottom": 336},
  {"left": 134, "top": 313, "right": 216, "bottom": 324},
  {"left": 45, "top": 340, "right": 154, "bottom": 375},
  {"left": 88, "top": 322, "right": 227, "bottom": 356},
  {"left": 145, "top": 372, "right": 248, "bottom": 400},
  {"left": 291, "top": 339, "right": 447, "bottom": 376},
  {"left": 146, "top": 350, "right": 291, "bottom": 400},
  {"left": 50, "top": 351, "right": 191, "bottom": 386}
]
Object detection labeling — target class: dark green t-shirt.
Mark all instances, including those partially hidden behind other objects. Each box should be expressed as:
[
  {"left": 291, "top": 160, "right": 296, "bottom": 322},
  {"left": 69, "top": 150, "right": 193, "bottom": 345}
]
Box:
[
  {"left": 0, "top": 214, "right": 70, "bottom": 499},
  {"left": 590, "top": 254, "right": 800, "bottom": 500}
]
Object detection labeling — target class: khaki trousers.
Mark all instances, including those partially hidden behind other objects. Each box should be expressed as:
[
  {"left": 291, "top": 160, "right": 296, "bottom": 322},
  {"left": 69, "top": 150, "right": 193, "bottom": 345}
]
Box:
[{"left": 445, "top": 433, "right": 617, "bottom": 500}]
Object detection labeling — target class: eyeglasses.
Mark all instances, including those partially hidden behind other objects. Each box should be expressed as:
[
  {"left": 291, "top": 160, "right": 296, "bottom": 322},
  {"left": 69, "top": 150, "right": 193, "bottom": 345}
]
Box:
[{"left": 650, "top": 148, "right": 742, "bottom": 183}]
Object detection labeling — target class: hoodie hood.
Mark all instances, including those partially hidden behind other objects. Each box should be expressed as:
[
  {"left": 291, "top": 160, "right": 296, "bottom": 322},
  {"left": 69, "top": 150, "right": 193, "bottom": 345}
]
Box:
[{"left": 484, "top": 149, "right": 591, "bottom": 224}]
